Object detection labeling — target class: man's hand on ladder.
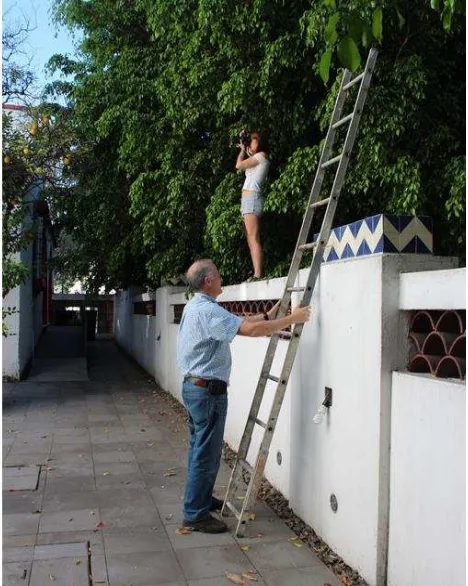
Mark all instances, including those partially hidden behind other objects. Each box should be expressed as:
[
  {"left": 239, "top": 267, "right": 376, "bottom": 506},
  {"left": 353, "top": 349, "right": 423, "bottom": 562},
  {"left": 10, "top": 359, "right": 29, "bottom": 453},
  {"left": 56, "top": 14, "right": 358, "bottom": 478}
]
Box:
[{"left": 291, "top": 305, "right": 311, "bottom": 323}]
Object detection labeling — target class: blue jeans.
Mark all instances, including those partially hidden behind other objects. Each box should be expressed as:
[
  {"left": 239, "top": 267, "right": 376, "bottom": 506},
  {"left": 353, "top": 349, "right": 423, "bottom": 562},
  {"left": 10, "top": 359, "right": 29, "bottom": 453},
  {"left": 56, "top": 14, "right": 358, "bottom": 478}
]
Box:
[{"left": 182, "top": 380, "right": 228, "bottom": 522}]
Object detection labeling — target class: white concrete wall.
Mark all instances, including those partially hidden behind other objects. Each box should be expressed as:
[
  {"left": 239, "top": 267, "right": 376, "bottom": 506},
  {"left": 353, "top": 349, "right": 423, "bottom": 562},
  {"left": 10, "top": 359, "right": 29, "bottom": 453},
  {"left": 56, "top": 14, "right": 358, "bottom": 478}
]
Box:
[
  {"left": 2, "top": 247, "right": 43, "bottom": 379},
  {"left": 113, "top": 254, "right": 464, "bottom": 586},
  {"left": 399, "top": 267, "right": 465, "bottom": 310},
  {"left": 3, "top": 285, "right": 21, "bottom": 378},
  {"left": 388, "top": 372, "right": 465, "bottom": 586}
]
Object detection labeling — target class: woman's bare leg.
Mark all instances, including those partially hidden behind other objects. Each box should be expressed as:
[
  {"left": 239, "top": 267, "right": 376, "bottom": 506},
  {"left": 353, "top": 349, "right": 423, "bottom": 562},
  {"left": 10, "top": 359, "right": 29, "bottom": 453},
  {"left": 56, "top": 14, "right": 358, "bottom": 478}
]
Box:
[{"left": 243, "top": 213, "right": 263, "bottom": 278}]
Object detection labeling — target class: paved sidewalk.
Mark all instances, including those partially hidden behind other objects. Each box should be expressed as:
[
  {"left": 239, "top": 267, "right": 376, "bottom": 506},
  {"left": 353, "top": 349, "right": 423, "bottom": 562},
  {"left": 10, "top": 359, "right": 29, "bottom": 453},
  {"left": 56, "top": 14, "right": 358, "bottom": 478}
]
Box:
[{"left": 3, "top": 340, "right": 341, "bottom": 586}]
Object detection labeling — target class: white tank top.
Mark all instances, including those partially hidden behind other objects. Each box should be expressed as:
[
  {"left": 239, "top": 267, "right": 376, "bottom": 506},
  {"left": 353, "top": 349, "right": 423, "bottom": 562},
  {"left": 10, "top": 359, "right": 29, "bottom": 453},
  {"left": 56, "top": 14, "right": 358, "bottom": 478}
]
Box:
[{"left": 242, "top": 153, "right": 270, "bottom": 194}]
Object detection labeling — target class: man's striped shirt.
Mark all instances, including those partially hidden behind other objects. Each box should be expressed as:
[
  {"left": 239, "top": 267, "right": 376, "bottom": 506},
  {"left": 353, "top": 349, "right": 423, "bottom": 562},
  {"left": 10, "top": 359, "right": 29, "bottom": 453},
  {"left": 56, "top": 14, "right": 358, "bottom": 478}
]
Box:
[{"left": 177, "top": 292, "right": 243, "bottom": 384}]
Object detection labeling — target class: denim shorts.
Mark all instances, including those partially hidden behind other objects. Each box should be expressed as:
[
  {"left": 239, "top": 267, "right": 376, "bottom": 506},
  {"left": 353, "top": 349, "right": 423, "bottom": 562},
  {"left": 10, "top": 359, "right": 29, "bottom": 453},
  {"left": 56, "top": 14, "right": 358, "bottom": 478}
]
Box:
[{"left": 241, "top": 194, "right": 264, "bottom": 216}]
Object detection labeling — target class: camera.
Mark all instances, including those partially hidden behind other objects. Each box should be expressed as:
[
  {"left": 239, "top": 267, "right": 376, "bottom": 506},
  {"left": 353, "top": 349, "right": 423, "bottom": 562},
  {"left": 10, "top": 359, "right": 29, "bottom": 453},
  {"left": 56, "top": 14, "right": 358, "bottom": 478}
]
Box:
[{"left": 239, "top": 129, "right": 252, "bottom": 147}]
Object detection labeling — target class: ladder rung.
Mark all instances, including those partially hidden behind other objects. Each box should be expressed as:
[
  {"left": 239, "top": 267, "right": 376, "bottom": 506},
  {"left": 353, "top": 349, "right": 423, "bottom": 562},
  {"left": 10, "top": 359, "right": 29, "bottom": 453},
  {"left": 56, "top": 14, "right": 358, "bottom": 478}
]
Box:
[
  {"left": 298, "top": 242, "right": 317, "bottom": 251},
  {"left": 332, "top": 113, "right": 353, "bottom": 129},
  {"left": 321, "top": 154, "right": 342, "bottom": 169},
  {"left": 310, "top": 197, "right": 330, "bottom": 209},
  {"left": 343, "top": 72, "right": 365, "bottom": 91},
  {"left": 266, "top": 374, "right": 279, "bottom": 383},
  {"left": 254, "top": 418, "right": 266, "bottom": 428},
  {"left": 287, "top": 286, "right": 305, "bottom": 292},
  {"left": 225, "top": 500, "right": 242, "bottom": 519}
]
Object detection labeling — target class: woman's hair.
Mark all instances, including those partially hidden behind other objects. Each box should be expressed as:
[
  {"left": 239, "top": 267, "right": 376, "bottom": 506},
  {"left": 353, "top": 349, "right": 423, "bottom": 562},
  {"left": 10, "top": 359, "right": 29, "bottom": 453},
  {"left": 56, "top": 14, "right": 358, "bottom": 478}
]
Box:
[{"left": 251, "top": 130, "right": 268, "bottom": 154}]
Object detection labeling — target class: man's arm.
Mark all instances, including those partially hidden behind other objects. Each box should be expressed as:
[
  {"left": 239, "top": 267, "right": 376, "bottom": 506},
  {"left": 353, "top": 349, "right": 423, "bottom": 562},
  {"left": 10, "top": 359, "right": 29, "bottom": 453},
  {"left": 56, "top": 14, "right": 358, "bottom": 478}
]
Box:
[{"left": 238, "top": 305, "right": 310, "bottom": 337}]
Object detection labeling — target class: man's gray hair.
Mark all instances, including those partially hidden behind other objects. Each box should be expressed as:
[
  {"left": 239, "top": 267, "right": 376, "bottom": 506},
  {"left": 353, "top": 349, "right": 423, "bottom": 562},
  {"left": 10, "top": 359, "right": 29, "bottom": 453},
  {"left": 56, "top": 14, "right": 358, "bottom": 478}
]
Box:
[{"left": 185, "top": 259, "right": 216, "bottom": 290}]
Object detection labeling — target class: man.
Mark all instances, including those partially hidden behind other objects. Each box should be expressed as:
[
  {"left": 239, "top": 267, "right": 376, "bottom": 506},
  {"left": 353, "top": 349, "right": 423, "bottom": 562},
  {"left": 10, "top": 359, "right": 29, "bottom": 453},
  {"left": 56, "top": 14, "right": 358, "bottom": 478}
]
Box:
[{"left": 177, "top": 259, "right": 311, "bottom": 533}]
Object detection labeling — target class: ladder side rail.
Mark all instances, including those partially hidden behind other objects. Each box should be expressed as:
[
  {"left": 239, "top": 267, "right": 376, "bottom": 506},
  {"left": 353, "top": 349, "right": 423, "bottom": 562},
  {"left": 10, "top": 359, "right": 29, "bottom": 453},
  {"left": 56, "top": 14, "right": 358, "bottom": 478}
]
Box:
[
  {"left": 299, "top": 47, "right": 379, "bottom": 309},
  {"left": 281, "top": 69, "right": 353, "bottom": 308}
]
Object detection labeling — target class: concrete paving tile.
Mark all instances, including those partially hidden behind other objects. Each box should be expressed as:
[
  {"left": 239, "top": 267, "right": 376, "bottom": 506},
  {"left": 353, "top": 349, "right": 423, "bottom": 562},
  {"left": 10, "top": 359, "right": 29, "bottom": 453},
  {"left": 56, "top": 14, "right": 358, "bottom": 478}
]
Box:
[
  {"left": 260, "top": 565, "right": 342, "bottom": 586},
  {"left": 29, "top": 557, "right": 89, "bottom": 585},
  {"left": 176, "top": 545, "right": 250, "bottom": 581},
  {"left": 90, "top": 554, "right": 109, "bottom": 585},
  {"left": 3, "top": 512, "right": 41, "bottom": 536},
  {"left": 143, "top": 472, "right": 185, "bottom": 491},
  {"left": 46, "top": 464, "right": 95, "bottom": 480},
  {"left": 166, "top": 523, "right": 237, "bottom": 551},
  {"left": 2, "top": 561, "right": 32, "bottom": 585},
  {"left": 7, "top": 443, "right": 51, "bottom": 456},
  {"left": 90, "top": 431, "right": 129, "bottom": 444},
  {"left": 93, "top": 449, "right": 137, "bottom": 464},
  {"left": 33, "top": 541, "right": 88, "bottom": 559},
  {"left": 119, "top": 414, "right": 154, "bottom": 423},
  {"left": 45, "top": 475, "right": 96, "bottom": 495},
  {"left": 2, "top": 491, "right": 43, "bottom": 514},
  {"left": 188, "top": 577, "right": 266, "bottom": 586},
  {"left": 3, "top": 453, "right": 49, "bottom": 467},
  {"left": 39, "top": 508, "right": 101, "bottom": 533},
  {"left": 93, "top": 441, "right": 133, "bottom": 453},
  {"left": 2, "top": 546, "right": 34, "bottom": 562},
  {"left": 103, "top": 526, "right": 172, "bottom": 554},
  {"left": 243, "top": 541, "right": 323, "bottom": 571},
  {"left": 106, "top": 551, "right": 185, "bottom": 585},
  {"left": 49, "top": 443, "right": 93, "bottom": 456},
  {"left": 99, "top": 505, "right": 161, "bottom": 529},
  {"left": 138, "top": 460, "right": 184, "bottom": 476},
  {"left": 96, "top": 471, "right": 146, "bottom": 490},
  {"left": 41, "top": 489, "right": 99, "bottom": 513},
  {"left": 149, "top": 484, "right": 185, "bottom": 505},
  {"left": 132, "top": 443, "right": 180, "bottom": 458},
  {"left": 95, "top": 461, "right": 142, "bottom": 476},
  {"left": 3, "top": 464, "right": 41, "bottom": 478},
  {"left": 97, "top": 487, "right": 155, "bottom": 508},
  {"left": 49, "top": 452, "right": 93, "bottom": 467},
  {"left": 155, "top": 503, "right": 184, "bottom": 526},
  {"left": 3, "top": 475, "right": 41, "bottom": 491},
  {"left": 35, "top": 530, "right": 104, "bottom": 554},
  {"left": 3, "top": 534, "right": 36, "bottom": 548}
]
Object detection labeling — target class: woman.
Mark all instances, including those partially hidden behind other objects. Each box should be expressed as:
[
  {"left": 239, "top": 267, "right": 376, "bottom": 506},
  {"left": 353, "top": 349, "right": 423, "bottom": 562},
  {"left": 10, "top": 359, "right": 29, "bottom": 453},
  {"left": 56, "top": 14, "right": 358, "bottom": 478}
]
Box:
[{"left": 236, "top": 130, "right": 270, "bottom": 281}]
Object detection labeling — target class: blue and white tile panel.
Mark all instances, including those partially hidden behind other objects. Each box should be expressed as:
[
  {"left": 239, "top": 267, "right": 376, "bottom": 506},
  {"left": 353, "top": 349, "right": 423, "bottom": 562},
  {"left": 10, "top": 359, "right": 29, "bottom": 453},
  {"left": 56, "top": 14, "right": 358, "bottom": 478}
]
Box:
[{"left": 315, "top": 214, "right": 433, "bottom": 263}]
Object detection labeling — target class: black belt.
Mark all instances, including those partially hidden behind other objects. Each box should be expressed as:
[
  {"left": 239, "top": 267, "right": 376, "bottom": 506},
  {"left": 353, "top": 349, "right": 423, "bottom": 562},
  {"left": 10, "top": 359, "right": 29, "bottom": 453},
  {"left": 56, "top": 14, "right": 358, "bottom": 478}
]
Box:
[{"left": 185, "top": 376, "right": 227, "bottom": 395}]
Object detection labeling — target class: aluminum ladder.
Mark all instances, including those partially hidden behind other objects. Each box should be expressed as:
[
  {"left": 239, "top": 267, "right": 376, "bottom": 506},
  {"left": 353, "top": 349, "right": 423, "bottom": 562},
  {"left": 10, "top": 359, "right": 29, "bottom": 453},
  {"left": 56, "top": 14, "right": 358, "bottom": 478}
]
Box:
[{"left": 221, "top": 47, "right": 379, "bottom": 536}]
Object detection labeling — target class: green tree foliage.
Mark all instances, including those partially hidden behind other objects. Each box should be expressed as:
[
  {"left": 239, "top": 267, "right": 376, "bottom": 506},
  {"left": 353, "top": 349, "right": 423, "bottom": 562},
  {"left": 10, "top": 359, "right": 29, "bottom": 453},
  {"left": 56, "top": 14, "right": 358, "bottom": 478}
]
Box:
[
  {"left": 50, "top": 0, "right": 465, "bottom": 289},
  {"left": 2, "top": 18, "right": 79, "bottom": 334}
]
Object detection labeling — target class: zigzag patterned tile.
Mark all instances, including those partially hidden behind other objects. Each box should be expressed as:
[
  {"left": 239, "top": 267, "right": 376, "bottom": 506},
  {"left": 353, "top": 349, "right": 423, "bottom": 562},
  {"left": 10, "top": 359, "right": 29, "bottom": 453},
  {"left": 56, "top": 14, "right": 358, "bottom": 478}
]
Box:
[{"left": 314, "top": 214, "right": 433, "bottom": 263}]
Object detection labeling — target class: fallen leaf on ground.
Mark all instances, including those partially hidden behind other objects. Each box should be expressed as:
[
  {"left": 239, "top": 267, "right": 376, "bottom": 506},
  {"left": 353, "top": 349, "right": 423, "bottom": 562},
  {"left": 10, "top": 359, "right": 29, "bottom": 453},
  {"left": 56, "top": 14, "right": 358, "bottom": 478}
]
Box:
[
  {"left": 242, "top": 570, "right": 259, "bottom": 582},
  {"left": 45, "top": 466, "right": 54, "bottom": 472},
  {"left": 73, "top": 559, "right": 81, "bottom": 565},
  {"left": 225, "top": 573, "right": 245, "bottom": 585},
  {"left": 288, "top": 536, "right": 303, "bottom": 548},
  {"left": 32, "top": 509, "right": 41, "bottom": 514},
  {"left": 49, "top": 575, "right": 55, "bottom": 581},
  {"left": 240, "top": 545, "right": 250, "bottom": 551},
  {"left": 340, "top": 577, "right": 351, "bottom": 586},
  {"left": 96, "top": 521, "right": 104, "bottom": 529},
  {"left": 248, "top": 513, "right": 256, "bottom": 520},
  {"left": 236, "top": 496, "right": 245, "bottom": 501},
  {"left": 163, "top": 471, "right": 176, "bottom": 477},
  {"left": 102, "top": 472, "right": 111, "bottom": 476},
  {"left": 165, "top": 514, "right": 173, "bottom": 520},
  {"left": 175, "top": 527, "right": 192, "bottom": 535}
]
